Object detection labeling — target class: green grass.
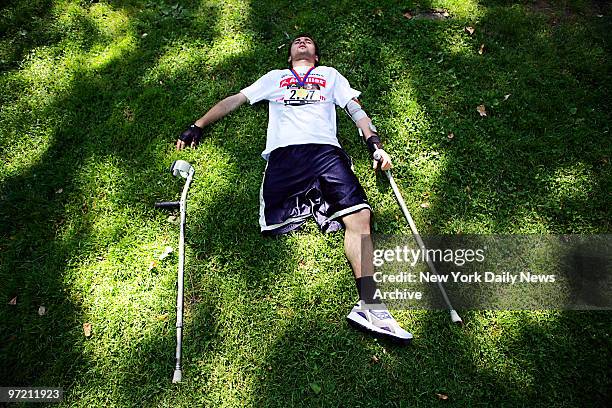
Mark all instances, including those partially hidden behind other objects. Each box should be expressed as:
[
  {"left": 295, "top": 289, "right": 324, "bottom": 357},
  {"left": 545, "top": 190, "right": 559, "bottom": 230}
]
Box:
[{"left": 1, "top": 0, "right": 611, "bottom": 406}]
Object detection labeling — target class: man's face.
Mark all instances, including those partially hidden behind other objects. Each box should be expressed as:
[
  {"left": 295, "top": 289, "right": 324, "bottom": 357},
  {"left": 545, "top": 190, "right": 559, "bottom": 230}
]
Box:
[{"left": 289, "top": 36, "right": 318, "bottom": 65}]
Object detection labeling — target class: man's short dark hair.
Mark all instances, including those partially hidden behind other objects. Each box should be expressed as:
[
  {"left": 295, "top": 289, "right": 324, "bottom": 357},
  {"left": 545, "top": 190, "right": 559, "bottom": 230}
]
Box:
[{"left": 288, "top": 33, "right": 321, "bottom": 68}]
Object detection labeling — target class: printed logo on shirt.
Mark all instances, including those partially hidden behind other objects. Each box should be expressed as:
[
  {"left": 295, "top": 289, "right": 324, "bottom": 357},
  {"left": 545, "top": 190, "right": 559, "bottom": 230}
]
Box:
[{"left": 279, "top": 76, "right": 327, "bottom": 88}]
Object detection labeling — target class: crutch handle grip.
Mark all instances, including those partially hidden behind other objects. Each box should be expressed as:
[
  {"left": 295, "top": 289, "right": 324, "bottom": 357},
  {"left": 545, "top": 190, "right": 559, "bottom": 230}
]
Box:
[
  {"left": 155, "top": 201, "right": 180, "bottom": 209},
  {"left": 373, "top": 150, "right": 383, "bottom": 162}
]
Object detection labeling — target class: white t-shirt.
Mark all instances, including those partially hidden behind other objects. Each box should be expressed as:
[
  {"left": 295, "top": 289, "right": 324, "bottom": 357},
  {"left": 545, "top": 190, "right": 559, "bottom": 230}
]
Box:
[{"left": 240, "top": 65, "right": 360, "bottom": 160}]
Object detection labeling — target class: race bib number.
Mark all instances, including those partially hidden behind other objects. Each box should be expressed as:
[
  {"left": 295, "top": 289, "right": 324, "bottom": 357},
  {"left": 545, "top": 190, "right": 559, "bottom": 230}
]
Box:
[{"left": 284, "top": 87, "right": 321, "bottom": 105}]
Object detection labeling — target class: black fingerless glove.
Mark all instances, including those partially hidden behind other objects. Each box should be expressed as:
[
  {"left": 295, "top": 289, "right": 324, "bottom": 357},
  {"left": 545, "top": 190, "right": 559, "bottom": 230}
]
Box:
[{"left": 179, "top": 124, "right": 203, "bottom": 145}]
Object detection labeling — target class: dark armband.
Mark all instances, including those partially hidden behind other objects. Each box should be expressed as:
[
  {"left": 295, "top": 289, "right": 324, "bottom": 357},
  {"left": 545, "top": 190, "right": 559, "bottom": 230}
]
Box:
[
  {"left": 365, "top": 135, "right": 383, "bottom": 155},
  {"left": 364, "top": 122, "right": 382, "bottom": 155}
]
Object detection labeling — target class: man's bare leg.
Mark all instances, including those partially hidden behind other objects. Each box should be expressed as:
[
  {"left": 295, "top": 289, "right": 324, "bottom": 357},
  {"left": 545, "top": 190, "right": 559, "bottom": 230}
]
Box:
[
  {"left": 342, "top": 208, "right": 373, "bottom": 279},
  {"left": 343, "top": 209, "right": 413, "bottom": 342},
  {"left": 343, "top": 208, "right": 379, "bottom": 303}
]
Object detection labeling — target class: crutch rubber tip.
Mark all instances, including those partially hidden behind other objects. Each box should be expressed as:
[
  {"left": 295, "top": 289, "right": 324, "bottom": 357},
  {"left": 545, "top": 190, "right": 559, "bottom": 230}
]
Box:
[
  {"left": 450, "top": 310, "right": 463, "bottom": 326},
  {"left": 172, "top": 369, "right": 182, "bottom": 383}
]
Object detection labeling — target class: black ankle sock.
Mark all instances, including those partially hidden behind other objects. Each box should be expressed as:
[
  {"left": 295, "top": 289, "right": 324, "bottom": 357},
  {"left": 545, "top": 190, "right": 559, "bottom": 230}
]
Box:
[{"left": 355, "top": 275, "right": 381, "bottom": 304}]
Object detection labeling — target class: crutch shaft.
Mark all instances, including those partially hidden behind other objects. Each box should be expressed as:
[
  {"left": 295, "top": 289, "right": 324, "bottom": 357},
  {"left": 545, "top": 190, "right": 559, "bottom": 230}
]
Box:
[{"left": 383, "top": 170, "right": 456, "bottom": 310}]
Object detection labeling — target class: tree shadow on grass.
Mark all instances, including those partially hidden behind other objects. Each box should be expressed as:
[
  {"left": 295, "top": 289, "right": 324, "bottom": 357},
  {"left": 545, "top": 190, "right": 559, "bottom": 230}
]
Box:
[
  {"left": 377, "top": 2, "right": 611, "bottom": 234},
  {"left": 0, "top": 0, "right": 335, "bottom": 404},
  {"left": 0, "top": 0, "right": 57, "bottom": 72},
  {"left": 0, "top": 0, "right": 234, "bottom": 402},
  {"left": 244, "top": 308, "right": 610, "bottom": 407},
  {"left": 236, "top": 1, "right": 611, "bottom": 406},
  {"left": 0, "top": 0, "right": 610, "bottom": 406}
]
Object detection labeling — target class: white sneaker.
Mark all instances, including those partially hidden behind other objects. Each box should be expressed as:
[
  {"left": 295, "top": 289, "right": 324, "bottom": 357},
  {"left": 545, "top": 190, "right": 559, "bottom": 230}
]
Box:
[{"left": 346, "top": 300, "right": 413, "bottom": 343}]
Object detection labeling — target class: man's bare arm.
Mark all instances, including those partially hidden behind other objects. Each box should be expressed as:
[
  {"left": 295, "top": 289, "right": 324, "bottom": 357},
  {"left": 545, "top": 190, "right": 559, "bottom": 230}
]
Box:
[
  {"left": 355, "top": 116, "right": 375, "bottom": 138},
  {"left": 345, "top": 98, "right": 392, "bottom": 171},
  {"left": 176, "top": 92, "right": 248, "bottom": 150},
  {"left": 194, "top": 92, "right": 247, "bottom": 128}
]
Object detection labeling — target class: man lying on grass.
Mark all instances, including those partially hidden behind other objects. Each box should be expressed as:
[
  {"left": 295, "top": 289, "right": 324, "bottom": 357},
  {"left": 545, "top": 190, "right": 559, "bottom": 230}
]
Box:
[{"left": 176, "top": 34, "right": 412, "bottom": 343}]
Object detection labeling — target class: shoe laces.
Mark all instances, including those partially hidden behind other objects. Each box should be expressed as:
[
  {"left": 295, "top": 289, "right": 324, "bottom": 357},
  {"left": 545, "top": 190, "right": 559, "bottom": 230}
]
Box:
[{"left": 369, "top": 309, "right": 392, "bottom": 321}]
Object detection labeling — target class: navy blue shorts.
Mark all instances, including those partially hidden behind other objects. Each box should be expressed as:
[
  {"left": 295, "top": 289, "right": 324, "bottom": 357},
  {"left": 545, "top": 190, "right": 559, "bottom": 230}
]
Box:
[{"left": 259, "top": 144, "right": 371, "bottom": 236}]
